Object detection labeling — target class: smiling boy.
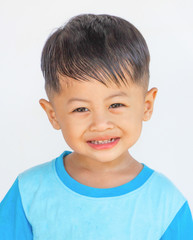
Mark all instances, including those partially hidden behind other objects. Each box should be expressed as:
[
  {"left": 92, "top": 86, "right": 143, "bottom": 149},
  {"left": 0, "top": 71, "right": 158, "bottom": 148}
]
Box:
[
  {"left": 40, "top": 77, "right": 154, "bottom": 188},
  {"left": 0, "top": 14, "right": 193, "bottom": 239}
]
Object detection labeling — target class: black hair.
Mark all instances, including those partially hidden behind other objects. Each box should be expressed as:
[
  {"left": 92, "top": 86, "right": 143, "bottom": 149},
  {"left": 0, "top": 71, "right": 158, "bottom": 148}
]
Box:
[{"left": 41, "top": 14, "right": 150, "bottom": 96}]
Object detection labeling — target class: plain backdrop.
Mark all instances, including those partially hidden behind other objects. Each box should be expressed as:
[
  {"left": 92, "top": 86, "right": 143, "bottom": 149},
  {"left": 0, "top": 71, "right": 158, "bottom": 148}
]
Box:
[{"left": 0, "top": 0, "right": 193, "bottom": 213}]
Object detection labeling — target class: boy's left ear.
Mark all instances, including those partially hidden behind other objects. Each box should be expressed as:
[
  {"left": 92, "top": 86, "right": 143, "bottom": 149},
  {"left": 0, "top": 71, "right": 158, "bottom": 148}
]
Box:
[{"left": 143, "top": 87, "right": 158, "bottom": 121}]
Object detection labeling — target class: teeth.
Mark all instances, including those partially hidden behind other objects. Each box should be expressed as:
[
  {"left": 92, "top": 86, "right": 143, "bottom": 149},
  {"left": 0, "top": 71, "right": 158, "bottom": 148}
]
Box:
[{"left": 90, "top": 138, "right": 116, "bottom": 144}]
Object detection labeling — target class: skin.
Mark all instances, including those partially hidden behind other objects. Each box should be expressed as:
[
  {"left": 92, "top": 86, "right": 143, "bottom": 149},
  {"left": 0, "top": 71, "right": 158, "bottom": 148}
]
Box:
[{"left": 39, "top": 76, "right": 158, "bottom": 188}]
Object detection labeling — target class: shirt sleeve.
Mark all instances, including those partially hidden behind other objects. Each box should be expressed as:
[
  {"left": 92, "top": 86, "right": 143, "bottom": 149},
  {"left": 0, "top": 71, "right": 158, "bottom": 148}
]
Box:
[
  {"left": 0, "top": 178, "right": 33, "bottom": 239},
  {"left": 161, "top": 201, "right": 193, "bottom": 239}
]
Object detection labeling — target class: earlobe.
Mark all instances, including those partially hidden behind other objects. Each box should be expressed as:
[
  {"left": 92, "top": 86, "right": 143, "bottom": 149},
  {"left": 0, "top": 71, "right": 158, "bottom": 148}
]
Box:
[
  {"left": 39, "top": 99, "right": 61, "bottom": 130},
  {"left": 143, "top": 87, "right": 158, "bottom": 121}
]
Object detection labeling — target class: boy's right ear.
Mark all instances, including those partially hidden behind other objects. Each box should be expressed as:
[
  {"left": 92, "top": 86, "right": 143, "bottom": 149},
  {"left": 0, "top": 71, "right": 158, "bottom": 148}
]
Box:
[{"left": 39, "top": 99, "right": 61, "bottom": 130}]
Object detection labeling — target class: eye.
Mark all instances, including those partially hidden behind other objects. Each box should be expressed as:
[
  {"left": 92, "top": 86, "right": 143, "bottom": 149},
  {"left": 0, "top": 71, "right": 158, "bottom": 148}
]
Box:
[
  {"left": 72, "top": 107, "right": 89, "bottom": 113},
  {"left": 109, "top": 103, "right": 125, "bottom": 108}
]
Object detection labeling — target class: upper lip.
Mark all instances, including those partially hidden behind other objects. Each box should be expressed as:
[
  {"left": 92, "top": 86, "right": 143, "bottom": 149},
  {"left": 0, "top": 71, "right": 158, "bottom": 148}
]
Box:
[{"left": 87, "top": 136, "right": 120, "bottom": 142}]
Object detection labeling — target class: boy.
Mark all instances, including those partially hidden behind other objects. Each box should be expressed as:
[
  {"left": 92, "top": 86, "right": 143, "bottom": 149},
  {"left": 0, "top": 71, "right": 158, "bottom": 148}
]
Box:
[{"left": 0, "top": 14, "right": 193, "bottom": 239}]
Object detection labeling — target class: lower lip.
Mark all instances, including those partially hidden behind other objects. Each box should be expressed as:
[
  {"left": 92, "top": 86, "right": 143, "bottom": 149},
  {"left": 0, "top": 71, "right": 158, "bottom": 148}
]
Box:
[{"left": 87, "top": 138, "right": 120, "bottom": 150}]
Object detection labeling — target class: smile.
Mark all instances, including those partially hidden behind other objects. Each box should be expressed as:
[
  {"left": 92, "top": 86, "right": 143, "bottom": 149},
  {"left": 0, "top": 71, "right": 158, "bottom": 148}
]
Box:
[
  {"left": 87, "top": 138, "right": 120, "bottom": 150},
  {"left": 89, "top": 138, "right": 117, "bottom": 144}
]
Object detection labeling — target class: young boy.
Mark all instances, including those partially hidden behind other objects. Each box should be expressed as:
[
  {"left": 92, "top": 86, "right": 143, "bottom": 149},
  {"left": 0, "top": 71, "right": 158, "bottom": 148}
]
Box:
[{"left": 0, "top": 14, "right": 192, "bottom": 239}]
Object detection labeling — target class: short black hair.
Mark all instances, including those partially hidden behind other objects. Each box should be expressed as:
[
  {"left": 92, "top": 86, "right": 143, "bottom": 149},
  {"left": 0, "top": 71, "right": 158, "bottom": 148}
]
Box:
[{"left": 41, "top": 14, "right": 150, "bottom": 97}]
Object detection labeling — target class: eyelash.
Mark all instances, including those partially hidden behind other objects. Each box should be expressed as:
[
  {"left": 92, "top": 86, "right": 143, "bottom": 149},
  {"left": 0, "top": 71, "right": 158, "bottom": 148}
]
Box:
[{"left": 72, "top": 103, "right": 125, "bottom": 113}]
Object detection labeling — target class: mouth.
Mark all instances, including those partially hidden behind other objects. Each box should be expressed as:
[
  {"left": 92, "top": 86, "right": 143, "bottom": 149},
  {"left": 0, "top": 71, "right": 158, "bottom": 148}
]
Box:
[
  {"left": 87, "top": 137, "right": 120, "bottom": 150},
  {"left": 87, "top": 137, "right": 119, "bottom": 144}
]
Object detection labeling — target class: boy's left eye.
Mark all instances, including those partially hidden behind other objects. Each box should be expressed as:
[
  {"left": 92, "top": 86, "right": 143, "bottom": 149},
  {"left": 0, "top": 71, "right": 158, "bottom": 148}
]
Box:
[{"left": 109, "top": 103, "right": 125, "bottom": 108}]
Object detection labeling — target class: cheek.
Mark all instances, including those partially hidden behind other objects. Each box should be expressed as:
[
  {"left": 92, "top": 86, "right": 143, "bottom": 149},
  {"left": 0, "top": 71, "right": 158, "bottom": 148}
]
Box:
[
  {"left": 59, "top": 119, "right": 88, "bottom": 152},
  {"left": 122, "top": 111, "right": 143, "bottom": 135},
  {"left": 59, "top": 117, "right": 85, "bottom": 140},
  {"left": 122, "top": 109, "right": 142, "bottom": 125}
]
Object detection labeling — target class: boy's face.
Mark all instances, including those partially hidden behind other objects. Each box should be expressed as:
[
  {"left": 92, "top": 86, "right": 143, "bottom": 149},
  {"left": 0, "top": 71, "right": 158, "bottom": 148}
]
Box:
[{"left": 40, "top": 76, "right": 157, "bottom": 168}]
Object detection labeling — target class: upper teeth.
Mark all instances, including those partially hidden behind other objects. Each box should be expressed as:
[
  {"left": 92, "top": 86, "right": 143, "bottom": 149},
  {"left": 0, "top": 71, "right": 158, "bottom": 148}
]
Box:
[{"left": 90, "top": 138, "right": 116, "bottom": 144}]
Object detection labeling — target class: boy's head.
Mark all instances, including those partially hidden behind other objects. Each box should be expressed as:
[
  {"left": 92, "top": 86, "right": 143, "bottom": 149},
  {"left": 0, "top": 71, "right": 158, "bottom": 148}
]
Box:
[
  {"left": 39, "top": 14, "right": 157, "bottom": 164},
  {"left": 41, "top": 14, "right": 150, "bottom": 99}
]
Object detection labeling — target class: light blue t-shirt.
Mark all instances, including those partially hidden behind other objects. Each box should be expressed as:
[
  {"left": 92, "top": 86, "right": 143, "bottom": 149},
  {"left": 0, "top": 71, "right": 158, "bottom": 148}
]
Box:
[{"left": 0, "top": 150, "right": 193, "bottom": 239}]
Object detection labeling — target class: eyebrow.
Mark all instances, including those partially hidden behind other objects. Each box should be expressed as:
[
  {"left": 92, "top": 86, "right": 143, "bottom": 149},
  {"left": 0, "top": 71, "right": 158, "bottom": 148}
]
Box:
[{"left": 67, "top": 92, "right": 128, "bottom": 104}]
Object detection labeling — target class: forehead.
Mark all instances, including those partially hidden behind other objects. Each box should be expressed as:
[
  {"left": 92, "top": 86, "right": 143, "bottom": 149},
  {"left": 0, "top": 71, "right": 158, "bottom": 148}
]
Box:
[
  {"left": 53, "top": 76, "right": 145, "bottom": 104},
  {"left": 60, "top": 74, "right": 142, "bottom": 91}
]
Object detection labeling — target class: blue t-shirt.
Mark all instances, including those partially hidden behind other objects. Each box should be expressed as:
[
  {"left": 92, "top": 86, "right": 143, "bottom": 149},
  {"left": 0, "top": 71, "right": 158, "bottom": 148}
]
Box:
[{"left": 0, "top": 150, "right": 193, "bottom": 239}]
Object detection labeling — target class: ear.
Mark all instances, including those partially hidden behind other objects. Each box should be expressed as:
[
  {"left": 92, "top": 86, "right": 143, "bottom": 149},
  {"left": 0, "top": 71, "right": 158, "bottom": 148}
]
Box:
[
  {"left": 143, "top": 87, "right": 158, "bottom": 121},
  {"left": 39, "top": 99, "right": 61, "bottom": 130}
]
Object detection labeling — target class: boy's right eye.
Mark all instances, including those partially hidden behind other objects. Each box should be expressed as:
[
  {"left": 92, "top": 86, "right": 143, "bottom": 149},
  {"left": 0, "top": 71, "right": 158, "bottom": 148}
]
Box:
[{"left": 72, "top": 107, "right": 89, "bottom": 113}]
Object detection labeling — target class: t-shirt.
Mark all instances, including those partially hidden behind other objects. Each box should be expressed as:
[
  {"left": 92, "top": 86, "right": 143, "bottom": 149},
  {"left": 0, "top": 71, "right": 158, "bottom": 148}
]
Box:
[{"left": 0, "top": 150, "right": 193, "bottom": 239}]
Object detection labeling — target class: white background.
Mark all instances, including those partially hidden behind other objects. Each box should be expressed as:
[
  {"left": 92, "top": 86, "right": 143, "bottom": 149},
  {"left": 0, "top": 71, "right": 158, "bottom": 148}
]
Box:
[{"left": 0, "top": 0, "right": 193, "bottom": 213}]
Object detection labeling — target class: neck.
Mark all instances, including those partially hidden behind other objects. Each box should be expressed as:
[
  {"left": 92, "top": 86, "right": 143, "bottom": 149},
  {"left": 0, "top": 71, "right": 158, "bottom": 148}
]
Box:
[{"left": 65, "top": 151, "right": 137, "bottom": 175}]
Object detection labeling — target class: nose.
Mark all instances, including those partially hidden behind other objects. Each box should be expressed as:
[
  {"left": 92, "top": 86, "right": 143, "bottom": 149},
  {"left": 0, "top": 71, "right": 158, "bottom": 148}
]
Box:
[{"left": 89, "top": 111, "right": 114, "bottom": 132}]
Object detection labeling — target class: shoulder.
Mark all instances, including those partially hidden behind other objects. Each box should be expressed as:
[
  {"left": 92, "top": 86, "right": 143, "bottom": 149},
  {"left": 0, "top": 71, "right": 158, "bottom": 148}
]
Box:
[
  {"left": 145, "top": 168, "right": 187, "bottom": 224},
  {"left": 18, "top": 159, "right": 55, "bottom": 180},
  {"left": 17, "top": 158, "right": 58, "bottom": 218},
  {"left": 147, "top": 169, "right": 186, "bottom": 203},
  {"left": 18, "top": 159, "right": 56, "bottom": 199},
  {"left": 18, "top": 150, "right": 70, "bottom": 183},
  {"left": 17, "top": 151, "right": 71, "bottom": 202},
  {"left": 141, "top": 167, "right": 191, "bottom": 237}
]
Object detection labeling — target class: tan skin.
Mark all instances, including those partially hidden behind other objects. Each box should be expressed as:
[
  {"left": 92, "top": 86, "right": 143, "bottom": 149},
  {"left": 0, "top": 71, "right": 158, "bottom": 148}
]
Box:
[{"left": 39, "top": 76, "right": 158, "bottom": 188}]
